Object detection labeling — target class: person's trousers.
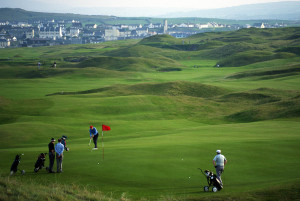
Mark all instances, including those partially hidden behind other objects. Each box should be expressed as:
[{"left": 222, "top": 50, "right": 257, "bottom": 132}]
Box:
[
  {"left": 93, "top": 133, "right": 99, "bottom": 148},
  {"left": 56, "top": 153, "right": 63, "bottom": 173},
  {"left": 215, "top": 166, "right": 224, "bottom": 185},
  {"left": 48, "top": 152, "right": 55, "bottom": 172}
]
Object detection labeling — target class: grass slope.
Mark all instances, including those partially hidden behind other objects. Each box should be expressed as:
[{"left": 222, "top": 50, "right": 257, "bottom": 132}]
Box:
[
  {"left": 76, "top": 56, "right": 183, "bottom": 72},
  {"left": 46, "top": 81, "right": 228, "bottom": 98}
]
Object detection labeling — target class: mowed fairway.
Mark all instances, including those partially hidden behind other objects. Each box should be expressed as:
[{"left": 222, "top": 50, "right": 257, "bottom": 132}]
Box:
[{"left": 0, "top": 28, "right": 300, "bottom": 200}]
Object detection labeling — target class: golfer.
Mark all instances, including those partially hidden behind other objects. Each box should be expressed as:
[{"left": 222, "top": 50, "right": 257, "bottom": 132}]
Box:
[
  {"left": 89, "top": 125, "right": 99, "bottom": 149},
  {"left": 47, "top": 138, "right": 55, "bottom": 173},
  {"left": 213, "top": 150, "right": 227, "bottom": 186},
  {"left": 55, "top": 138, "right": 64, "bottom": 173},
  {"left": 61, "top": 135, "right": 69, "bottom": 151}
]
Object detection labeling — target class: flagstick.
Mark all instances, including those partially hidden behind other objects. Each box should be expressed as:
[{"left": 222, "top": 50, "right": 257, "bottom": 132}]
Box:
[{"left": 102, "top": 130, "right": 104, "bottom": 160}]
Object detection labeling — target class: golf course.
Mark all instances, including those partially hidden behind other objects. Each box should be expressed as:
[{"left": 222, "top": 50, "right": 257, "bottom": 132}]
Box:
[{"left": 0, "top": 27, "right": 300, "bottom": 200}]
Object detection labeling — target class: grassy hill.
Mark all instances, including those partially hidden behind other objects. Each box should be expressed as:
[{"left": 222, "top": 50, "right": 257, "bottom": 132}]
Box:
[
  {"left": 0, "top": 27, "right": 299, "bottom": 200},
  {"left": 185, "top": 27, "right": 300, "bottom": 63},
  {"left": 0, "top": 8, "right": 114, "bottom": 23}
]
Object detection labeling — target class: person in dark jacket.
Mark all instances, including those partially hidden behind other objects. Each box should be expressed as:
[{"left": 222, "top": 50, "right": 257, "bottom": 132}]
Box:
[{"left": 47, "top": 138, "right": 55, "bottom": 173}]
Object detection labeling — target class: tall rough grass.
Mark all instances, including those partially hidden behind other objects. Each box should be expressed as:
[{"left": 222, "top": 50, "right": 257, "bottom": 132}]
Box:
[
  {"left": 1, "top": 176, "right": 300, "bottom": 201},
  {"left": 0, "top": 175, "right": 131, "bottom": 201}
]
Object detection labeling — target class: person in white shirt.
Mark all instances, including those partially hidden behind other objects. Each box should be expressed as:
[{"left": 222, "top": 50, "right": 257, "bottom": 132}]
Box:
[{"left": 213, "top": 149, "right": 227, "bottom": 185}]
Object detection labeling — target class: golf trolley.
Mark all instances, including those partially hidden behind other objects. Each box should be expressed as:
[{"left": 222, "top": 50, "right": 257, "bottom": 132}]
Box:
[
  {"left": 34, "top": 153, "right": 47, "bottom": 173},
  {"left": 10, "top": 154, "right": 25, "bottom": 175},
  {"left": 198, "top": 168, "right": 223, "bottom": 192}
]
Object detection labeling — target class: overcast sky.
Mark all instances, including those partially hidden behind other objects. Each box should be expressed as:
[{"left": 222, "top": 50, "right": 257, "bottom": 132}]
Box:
[
  {"left": 21, "top": 0, "right": 297, "bottom": 9},
  {"left": 1, "top": 0, "right": 299, "bottom": 16}
]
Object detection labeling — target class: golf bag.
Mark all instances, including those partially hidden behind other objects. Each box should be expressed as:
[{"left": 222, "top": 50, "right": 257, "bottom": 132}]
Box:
[
  {"left": 199, "top": 169, "right": 223, "bottom": 192},
  {"left": 34, "top": 153, "right": 47, "bottom": 173},
  {"left": 10, "top": 154, "right": 25, "bottom": 175}
]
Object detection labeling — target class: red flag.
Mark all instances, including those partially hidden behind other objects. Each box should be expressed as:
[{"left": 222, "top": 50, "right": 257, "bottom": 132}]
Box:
[{"left": 102, "top": 124, "right": 111, "bottom": 131}]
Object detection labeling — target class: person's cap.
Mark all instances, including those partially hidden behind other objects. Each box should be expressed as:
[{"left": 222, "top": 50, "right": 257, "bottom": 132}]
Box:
[
  {"left": 51, "top": 138, "right": 55, "bottom": 142},
  {"left": 90, "top": 125, "right": 93, "bottom": 129},
  {"left": 216, "top": 150, "right": 221, "bottom": 154},
  {"left": 62, "top": 135, "right": 67, "bottom": 139}
]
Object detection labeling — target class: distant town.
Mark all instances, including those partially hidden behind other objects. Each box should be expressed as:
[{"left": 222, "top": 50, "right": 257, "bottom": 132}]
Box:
[{"left": 0, "top": 18, "right": 289, "bottom": 48}]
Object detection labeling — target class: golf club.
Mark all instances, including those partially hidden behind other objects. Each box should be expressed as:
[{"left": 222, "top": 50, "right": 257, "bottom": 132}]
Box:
[{"left": 89, "top": 138, "right": 91, "bottom": 146}]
